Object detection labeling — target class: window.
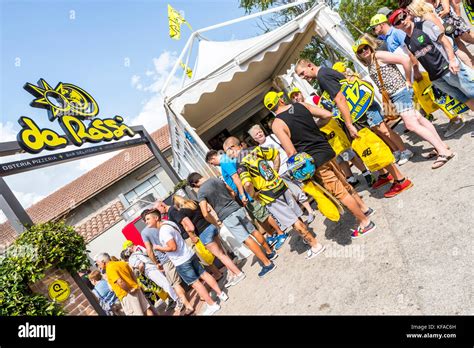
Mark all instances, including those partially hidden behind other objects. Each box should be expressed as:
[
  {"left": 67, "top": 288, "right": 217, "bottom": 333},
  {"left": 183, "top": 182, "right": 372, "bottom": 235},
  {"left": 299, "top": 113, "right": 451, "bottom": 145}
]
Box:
[{"left": 124, "top": 175, "right": 168, "bottom": 205}]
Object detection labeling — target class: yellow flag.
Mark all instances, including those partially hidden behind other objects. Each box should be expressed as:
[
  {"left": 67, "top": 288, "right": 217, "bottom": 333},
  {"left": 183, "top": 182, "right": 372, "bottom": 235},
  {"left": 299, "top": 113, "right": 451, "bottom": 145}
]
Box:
[
  {"left": 180, "top": 61, "right": 193, "bottom": 78},
  {"left": 168, "top": 4, "right": 191, "bottom": 40}
]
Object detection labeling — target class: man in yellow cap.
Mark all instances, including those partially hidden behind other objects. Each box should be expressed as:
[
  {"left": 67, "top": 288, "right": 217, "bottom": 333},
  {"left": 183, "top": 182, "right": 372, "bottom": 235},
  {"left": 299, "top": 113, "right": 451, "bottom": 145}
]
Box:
[
  {"left": 266, "top": 91, "right": 377, "bottom": 239},
  {"left": 288, "top": 87, "right": 304, "bottom": 103},
  {"left": 375, "top": 10, "right": 466, "bottom": 138}
]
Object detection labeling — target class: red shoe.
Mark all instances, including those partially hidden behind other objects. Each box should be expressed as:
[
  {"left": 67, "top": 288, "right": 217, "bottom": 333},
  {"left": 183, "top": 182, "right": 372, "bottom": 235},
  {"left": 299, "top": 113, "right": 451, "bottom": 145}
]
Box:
[
  {"left": 372, "top": 174, "right": 394, "bottom": 189},
  {"left": 384, "top": 179, "right": 413, "bottom": 198}
]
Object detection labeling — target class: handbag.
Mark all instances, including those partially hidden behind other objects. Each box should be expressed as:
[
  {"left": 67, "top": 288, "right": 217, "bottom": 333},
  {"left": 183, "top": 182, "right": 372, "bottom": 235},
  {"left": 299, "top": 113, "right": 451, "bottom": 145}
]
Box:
[
  {"left": 194, "top": 238, "right": 215, "bottom": 266},
  {"left": 374, "top": 58, "right": 400, "bottom": 121}
]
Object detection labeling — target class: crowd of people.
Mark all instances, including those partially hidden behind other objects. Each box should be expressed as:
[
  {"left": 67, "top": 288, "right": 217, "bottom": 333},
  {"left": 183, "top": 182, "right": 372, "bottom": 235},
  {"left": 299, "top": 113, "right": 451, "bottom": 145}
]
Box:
[{"left": 86, "top": 2, "right": 472, "bottom": 316}]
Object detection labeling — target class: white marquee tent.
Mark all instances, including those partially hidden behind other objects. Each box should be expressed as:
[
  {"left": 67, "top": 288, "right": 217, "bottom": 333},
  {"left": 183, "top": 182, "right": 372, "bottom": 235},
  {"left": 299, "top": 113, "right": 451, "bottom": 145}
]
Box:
[{"left": 162, "top": 0, "right": 371, "bottom": 179}]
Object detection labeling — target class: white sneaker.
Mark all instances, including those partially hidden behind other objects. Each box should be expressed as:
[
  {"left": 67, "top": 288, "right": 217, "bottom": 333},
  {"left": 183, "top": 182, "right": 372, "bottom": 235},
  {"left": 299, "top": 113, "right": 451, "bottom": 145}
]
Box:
[
  {"left": 201, "top": 303, "right": 221, "bottom": 316},
  {"left": 393, "top": 151, "right": 401, "bottom": 162},
  {"left": 224, "top": 273, "right": 235, "bottom": 288},
  {"left": 305, "top": 243, "right": 326, "bottom": 260},
  {"left": 228, "top": 272, "right": 246, "bottom": 287},
  {"left": 397, "top": 149, "right": 414, "bottom": 165},
  {"left": 218, "top": 292, "right": 229, "bottom": 302}
]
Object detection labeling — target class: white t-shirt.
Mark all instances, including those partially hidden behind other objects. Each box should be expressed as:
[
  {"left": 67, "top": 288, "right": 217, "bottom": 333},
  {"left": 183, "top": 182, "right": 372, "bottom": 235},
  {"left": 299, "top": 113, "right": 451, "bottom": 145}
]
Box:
[
  {"left": 261, "top": 134, "right": 288, "bottom": 174},
  {"left": 158, "top": 221, "right": 194, "bottom": 266}
]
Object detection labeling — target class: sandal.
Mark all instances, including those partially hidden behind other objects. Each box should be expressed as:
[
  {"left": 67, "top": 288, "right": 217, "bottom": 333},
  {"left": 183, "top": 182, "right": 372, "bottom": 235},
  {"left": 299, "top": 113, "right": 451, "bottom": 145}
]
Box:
[
  {"left": 421, "top": 150, "right": 437, "bottom": 159},
  {"left": 432, "top": 153, "right": 456, "bottom": 169},
  {"left": 183, "top": 308, "right": 195, "bottom": 316}
]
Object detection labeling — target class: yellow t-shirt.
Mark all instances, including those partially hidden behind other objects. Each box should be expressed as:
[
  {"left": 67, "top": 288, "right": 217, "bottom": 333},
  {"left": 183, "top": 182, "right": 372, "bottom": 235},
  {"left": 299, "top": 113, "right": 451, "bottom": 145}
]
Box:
[
  {"left": 237, "top": 146, "right": 287, "bottom": 205},
  {"left": 106, "top": 260, "right": 139, "bottom": 300}
]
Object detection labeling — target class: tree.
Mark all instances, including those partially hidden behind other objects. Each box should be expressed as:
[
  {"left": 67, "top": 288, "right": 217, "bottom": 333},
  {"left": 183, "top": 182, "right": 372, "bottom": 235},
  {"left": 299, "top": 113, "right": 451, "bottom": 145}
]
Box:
[
  {"left": 0, "top": 221, "right": 90, "bottom": 315},
  {"left": 337, "top": 0, "right": 399, "bottom": 39},
  {"left": 239, "top": 0, "right": 342, "bottom": 65},
  {"left": 240, "top": 0, "right": 317, "bottom": 32},
  {"left": 239, "top": 0, "right": 398, "bottom": 53}
]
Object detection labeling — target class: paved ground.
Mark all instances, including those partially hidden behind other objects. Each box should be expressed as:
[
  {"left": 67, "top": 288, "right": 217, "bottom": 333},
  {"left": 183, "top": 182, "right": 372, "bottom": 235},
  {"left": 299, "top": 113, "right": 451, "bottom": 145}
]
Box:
[{"left": 215, "top": 111, "right": 474, "bottom": 315}]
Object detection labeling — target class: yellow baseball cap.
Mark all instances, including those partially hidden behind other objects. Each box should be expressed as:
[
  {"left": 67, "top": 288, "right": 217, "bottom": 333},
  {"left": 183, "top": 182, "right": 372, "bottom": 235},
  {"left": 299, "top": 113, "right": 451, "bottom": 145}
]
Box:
[
  {"left": 264, "top": 91, "right": 284, "bottom": 110},
  {"left": 369, "top": 14, "right": 388, "bottom": 27},
  {"left": 122, "top": 240, "right": 134, "bottom": 250},
  {"left": 332, "top": 61, "right": 347, "bottom": 73},
  {"left": 287, "top": 87, "right": 301, "bottom": 98},
  {"left": 352, "top": 38, "right": 371, "bottom": 53}
]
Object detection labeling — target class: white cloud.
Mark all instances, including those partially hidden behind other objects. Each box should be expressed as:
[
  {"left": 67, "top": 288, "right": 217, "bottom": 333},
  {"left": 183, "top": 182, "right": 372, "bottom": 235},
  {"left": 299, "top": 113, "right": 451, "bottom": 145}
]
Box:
[
  {"left": 131, "top": 74, "right": 141, "bottom": 88},
  {"left": 0, "top": 210, "right": 7, "bottom": 224},
  {"left": 77, "top": 152, "right": 117, "bottom": 171},
  {"left": 0, "top": 121, "right": 18, "bottom": 141},
  {"left": 131, "top": 94, "right": 169, "bottom": 130},
  {"left": 128, "top": 50, "right": 182, "bottom": 132},
  {"left": 13, "top": 190, "right": 45, "bottom": 209}
]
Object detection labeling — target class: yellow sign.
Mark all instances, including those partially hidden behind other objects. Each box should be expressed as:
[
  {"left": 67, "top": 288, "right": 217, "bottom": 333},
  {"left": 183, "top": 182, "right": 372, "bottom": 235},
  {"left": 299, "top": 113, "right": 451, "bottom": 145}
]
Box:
[
  {"left": 17, "top": 79, "right": 135, "bottom": 154},
  {"left": 48, "top": 279, "right": 71, "bottom": 302}
]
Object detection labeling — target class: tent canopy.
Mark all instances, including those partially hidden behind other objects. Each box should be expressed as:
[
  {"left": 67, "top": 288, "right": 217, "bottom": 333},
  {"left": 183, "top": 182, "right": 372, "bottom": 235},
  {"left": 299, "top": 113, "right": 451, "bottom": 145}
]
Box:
[{"left": 162, "top": 1, "right": 366, "bottom": 177}]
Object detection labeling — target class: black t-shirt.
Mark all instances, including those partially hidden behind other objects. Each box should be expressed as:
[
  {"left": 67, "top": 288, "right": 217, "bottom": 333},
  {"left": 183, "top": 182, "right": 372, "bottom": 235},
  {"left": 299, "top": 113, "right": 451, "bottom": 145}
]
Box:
[
  {"left": 276, "top": 103, "right": 335, "bottom": 169},
  {"left": 316, "top": 67, "right": 346, "bottom": 100},
  {"left": 174, "top": 206, "right": 211, "bottom": 237},
  {"left": 404, "top": 21, "right": 449, "bottom": 81},
  {"left": 167, "top": 206, "right": 189, "bottom": 240}
]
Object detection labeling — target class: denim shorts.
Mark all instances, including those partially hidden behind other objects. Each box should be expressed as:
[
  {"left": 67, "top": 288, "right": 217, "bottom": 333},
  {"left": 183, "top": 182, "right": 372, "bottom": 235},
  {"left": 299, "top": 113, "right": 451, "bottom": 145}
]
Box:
[
  {"left": 336, "top": 148, "right": 356, "bottom": 164},
  {"left": 432, "top": 60, "right": 474, "bottom": 103},
  {"left": 391, "top": 88, "right": 415, "bottom": 114},
  {"left": 222, "top": 207, "right": 255, "bottom": 244},
  {"left": 175, "top": 254, "right": 205, "bottom": 285},
  {"left": 199, "top": 224, "right": 218, "bottom": 245},
  {"left": 365, "top": 102, "right": 384, "bottom": 128}
]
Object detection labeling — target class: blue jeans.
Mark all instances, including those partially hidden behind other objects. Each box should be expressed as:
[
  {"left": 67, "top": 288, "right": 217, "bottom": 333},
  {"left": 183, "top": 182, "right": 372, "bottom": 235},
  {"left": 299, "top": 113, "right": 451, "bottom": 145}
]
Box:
[
  {"left": 365, "top": 102, "right": 384, "bottom": 128},
  {"left": 199, "top": 224, "right": 218, "bottom": 245},
  {"left": 432, "top": 60, "right": 474, "bottom": 103},
  {"left": 175, "top": 254, "right": 206, "bottom": 285},
  {"left": 391, "top": 88, "right": 415, "bottom": 114}
]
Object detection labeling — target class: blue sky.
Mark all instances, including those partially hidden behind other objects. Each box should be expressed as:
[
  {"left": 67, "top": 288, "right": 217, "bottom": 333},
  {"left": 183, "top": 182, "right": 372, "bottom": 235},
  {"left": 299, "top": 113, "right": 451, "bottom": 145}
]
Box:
[{"left": 0, "top": 0, "right": 268, "bottom": 210}]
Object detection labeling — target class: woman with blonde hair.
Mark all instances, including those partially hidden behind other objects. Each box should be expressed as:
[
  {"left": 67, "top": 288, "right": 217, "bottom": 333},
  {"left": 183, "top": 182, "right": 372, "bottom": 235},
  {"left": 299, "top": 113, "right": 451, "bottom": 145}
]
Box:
[
  {"left": 332, "top": 55, "right": 413, "bottom": 166},
  {"left": 406, "top": 0, "right": 473, "bottom": 67},
  {"left": 172, "top": 194, "right": 246, "bottom": 288},
  {"left": 353, "top": 34, "right": 455, "bottom": 169}
]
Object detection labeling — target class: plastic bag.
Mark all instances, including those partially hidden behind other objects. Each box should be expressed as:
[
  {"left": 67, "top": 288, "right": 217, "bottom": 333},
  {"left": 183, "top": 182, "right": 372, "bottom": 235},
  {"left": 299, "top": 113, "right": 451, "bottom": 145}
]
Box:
[
  {"left": 302, "top": 180, "right": 340, "bottom": 222},
  {"left": 320, "top": 118, "right": 352, "bottom": 156},
  {"left": 413, "top": 72, "right": 441, "bottom": 115},
  {"left": 352, "top": 128, "right": 395, "bottom": 172},
  {"left": 194, "top": 239, "right": 215, "bottom": 266}
]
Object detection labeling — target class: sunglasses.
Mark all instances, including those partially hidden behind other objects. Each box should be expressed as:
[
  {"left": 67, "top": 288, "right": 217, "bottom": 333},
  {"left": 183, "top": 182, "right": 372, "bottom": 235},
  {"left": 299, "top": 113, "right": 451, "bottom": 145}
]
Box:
[
  {"left": 357, "top": 45, "right": 370, "bottom": 55},
  {"left": 393, "top": 13, "right": 407, "bottom": 27},
  {"left": 224, "top": 144, "right": 238, "bottom": 152}
]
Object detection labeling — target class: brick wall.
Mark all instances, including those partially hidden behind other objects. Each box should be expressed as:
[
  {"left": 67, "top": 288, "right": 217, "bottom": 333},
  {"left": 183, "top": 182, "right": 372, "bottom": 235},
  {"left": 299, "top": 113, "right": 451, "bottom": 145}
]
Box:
[{"left": 29, "top": 268, "right": 98, "bottom": 316}]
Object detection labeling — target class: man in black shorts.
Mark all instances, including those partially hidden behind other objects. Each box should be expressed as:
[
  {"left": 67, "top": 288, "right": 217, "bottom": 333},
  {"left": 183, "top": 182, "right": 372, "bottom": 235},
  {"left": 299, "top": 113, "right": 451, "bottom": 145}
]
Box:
[
  {"left": 266, "top": 91, "right": 377, "bottom": 239},
  {"left": 295, "top": 59, "right": 413, "bottom": 198}
]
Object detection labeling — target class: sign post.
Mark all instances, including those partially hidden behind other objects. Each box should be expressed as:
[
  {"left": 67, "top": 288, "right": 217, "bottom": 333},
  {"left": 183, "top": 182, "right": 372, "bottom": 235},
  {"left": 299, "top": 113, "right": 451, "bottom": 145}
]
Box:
[{"left": 0, "top": 79, "right": 183, "bottom": 316}]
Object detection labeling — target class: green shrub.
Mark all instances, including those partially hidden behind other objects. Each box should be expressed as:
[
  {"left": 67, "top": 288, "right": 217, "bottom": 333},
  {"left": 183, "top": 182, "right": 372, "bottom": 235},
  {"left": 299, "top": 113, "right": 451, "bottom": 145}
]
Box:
[{"left": 0, "top": 221, "right": 90, "bottom": 316}]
